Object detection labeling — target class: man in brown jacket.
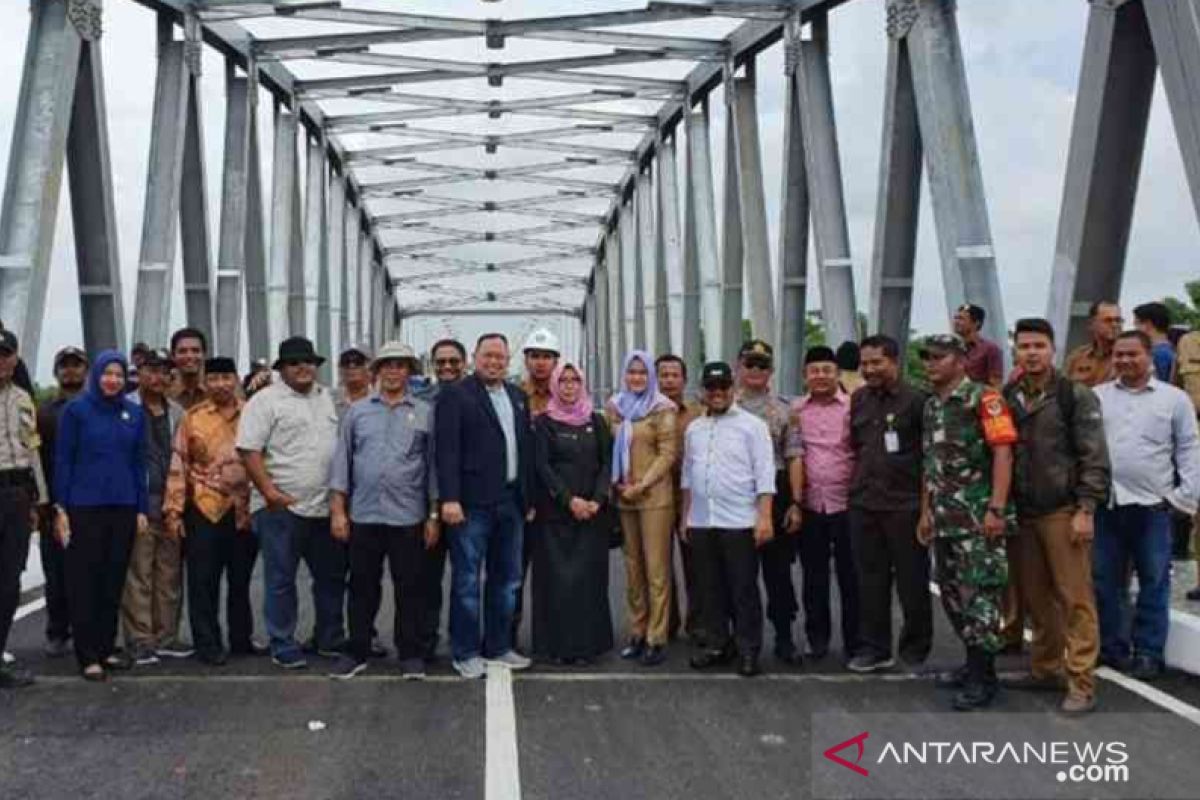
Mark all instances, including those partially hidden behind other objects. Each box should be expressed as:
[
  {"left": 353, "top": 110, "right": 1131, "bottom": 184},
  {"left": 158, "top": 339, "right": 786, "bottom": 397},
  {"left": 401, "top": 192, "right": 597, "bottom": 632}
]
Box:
[
  {"left": 1064, "top": 301, "right": 1122, "bottom": 388},
  {"left": 1003, "top": 318, "right": 1110, "bottom": 714}
]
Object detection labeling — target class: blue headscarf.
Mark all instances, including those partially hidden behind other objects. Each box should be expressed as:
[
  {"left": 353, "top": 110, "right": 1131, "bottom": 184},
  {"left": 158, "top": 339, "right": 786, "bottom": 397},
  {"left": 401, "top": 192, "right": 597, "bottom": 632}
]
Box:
[
  {"left": 85, "top": 350, "right": 129, "bottom": 406},
  {"left": 608, "top": 350, "right": 673, "bottom": 484}
]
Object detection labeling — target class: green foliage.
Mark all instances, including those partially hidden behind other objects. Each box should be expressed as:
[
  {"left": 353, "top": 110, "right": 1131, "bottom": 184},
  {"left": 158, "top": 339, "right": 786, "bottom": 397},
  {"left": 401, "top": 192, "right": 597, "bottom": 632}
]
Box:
[{"left": 1162, "top": 280, "right": 1200, "bottom": 331}]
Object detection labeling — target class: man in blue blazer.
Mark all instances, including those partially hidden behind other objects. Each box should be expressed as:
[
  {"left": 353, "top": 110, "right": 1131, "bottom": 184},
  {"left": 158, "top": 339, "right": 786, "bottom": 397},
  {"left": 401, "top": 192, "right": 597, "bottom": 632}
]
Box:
[{"left": 435, "top": 333, "right": 533, "bottom": 678}]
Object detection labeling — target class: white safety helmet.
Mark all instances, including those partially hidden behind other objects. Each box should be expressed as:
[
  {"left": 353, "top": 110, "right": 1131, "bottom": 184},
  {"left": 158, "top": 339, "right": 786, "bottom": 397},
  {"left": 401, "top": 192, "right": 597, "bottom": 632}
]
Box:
[{"left": 522, "top": 327, "right": 561, "bottom": 356}]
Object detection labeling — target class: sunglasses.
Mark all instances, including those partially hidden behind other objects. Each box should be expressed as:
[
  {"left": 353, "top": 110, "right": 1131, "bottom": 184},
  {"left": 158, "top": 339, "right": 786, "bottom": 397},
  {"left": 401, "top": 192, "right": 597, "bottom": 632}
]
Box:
[
  {"left": 703, "top": 381, "right": 733, "bottom": 391},
  {"left": 741, "top": 357, "right": 772, "bottom": 370},
  {"left": 434, "top": 357, "right": 462, "bottom": 367}
]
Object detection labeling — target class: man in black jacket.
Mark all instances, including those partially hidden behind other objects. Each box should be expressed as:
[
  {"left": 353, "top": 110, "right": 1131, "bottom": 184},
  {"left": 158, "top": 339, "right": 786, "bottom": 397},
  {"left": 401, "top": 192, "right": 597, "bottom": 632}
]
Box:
[
  {"left": 435, "top": 333, "right": 533, "bottom": 679},
  {"left": 1002, "top": 318, "right": 1110, "bottom": 714}
]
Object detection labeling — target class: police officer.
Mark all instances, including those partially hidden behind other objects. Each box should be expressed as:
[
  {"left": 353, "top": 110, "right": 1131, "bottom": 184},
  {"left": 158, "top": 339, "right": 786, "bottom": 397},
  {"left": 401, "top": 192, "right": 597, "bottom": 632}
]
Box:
[
  {"left": 735, "top": 340, "right": 801, "bottom": 663},
  {"left": 0, "top": 329, "right": 49, "bottom": 688},
  {"left": 917, "top": 334, "right": 1018, "bottom": 711}
]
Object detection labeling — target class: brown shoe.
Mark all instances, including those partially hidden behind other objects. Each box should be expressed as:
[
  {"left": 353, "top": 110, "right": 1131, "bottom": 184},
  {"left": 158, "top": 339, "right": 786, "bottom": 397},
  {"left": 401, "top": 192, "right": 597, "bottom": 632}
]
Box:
[{"left": 1060, "top": 692, "right": 1095, "bottom": 714}]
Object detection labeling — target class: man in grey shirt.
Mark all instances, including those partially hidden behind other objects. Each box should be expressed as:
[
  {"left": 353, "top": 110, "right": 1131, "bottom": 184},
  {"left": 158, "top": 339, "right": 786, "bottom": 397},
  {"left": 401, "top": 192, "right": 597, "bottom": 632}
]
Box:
[
  {"left": 237, "top": 337, "right": 344, "bottom": 670},
  {"left": 1094, "top": 330, "right": 1200, "bottom": 680},
  {"left": 328, "top": 343, "right": 439, "bottom": 680}
]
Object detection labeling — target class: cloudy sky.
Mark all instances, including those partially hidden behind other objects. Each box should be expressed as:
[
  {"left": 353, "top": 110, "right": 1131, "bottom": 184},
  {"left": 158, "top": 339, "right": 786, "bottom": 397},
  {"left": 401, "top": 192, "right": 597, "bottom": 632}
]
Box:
[{"left": 2, "top": 0, "right": 1198, "bottom": 379}]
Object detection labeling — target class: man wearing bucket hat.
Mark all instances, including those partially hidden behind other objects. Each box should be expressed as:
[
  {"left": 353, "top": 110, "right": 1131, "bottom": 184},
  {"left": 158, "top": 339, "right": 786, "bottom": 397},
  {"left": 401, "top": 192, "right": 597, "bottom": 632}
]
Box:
[
  {"left": 237, "top": 337, "right": 345, "bottom": 670},
  {"left": 329, "top": 343, "right": 440, "bottom": 680}
]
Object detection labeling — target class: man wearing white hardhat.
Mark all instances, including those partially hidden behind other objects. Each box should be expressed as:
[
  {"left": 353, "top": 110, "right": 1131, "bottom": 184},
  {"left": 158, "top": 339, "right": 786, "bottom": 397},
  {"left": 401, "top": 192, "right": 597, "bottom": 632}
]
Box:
[{"left": 520, "top": 328, "right": 561, "bottom": 419}]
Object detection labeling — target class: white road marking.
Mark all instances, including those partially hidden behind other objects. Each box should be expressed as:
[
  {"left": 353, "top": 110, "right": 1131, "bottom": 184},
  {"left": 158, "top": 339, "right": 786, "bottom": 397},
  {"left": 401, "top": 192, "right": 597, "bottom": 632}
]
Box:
[
  {"left": 486, "top": 662, "right": 522, "bottom": 800},
  {"left": 14, "top": 596, "right": 45, "bottom": 622}
]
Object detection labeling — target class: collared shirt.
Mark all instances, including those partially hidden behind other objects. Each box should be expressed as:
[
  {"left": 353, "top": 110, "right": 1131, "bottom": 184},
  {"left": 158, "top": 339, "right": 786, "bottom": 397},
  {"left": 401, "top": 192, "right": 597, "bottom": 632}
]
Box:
[
  {"left": 736, "top": 388, "right": 791, "bottom": 471},
  {"left": 786, "top": 392, "right": 854, "bottom": 514},
  {"left": 1152, "top": 341, "right": 1176, "bottom": 383},
  {"left": 165, "top": 398, "right": 250, "bottom": 529},
  {"left": 848, "top": 380, "right": 926, "bottom": 511},
  {"left": 1064, "top": 342, "right": 1114, "bottom": 388},
  {"left": 682, "top": 405, "right": 776, "bottom": 530},
  {"left": 236, "top": 381, "right": 339, "bottom": 518},
  {"left": 1094, "top": 377, "right": 1200, "bottom": 514},
  {"left": 964, "top": 337, "right": 1004, "bottom": 385},
  {"left": 167, "top": 377, "right": 207, "bottom": 411},
  {"left": 329, "top": 393, "right": 435, "bottom": 526},
  {"left": 488, "top": 383, "right": 519, "bottom": 483},
  {"left": 520, "top": 378, "right": 552, "bottom": 418},
  {"left": 0, "top": 382, "right": 47, "bottom": 502}
]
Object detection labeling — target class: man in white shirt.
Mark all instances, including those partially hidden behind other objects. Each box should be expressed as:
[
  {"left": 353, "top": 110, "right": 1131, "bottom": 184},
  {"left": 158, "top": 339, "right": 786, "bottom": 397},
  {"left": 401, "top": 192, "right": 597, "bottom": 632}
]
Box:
[
  {"left": 1094, "top": 330, "right": 1200, "bottom": 680},
  {"left": 681, "top": 362, "right": 775, "bottom": 677}
]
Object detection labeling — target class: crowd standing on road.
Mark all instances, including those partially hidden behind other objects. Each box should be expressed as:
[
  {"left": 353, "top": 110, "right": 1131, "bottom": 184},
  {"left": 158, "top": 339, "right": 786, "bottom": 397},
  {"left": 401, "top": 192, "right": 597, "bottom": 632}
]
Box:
[{"left": 1, "top": 301, "right": 1199, "bottom": 718}]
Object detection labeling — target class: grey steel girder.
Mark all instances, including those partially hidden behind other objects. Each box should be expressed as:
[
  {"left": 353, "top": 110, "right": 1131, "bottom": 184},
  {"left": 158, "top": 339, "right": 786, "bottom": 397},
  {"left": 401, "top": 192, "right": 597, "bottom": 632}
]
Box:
[
  {"left": 656, "top": 136, "right": 684, "bottom": 355},
  {"left": 304, "top": 136, "right": 328, "bottom": 347},
  {"left": 684, "top": 102, "right": 719, "bottom": 377}
]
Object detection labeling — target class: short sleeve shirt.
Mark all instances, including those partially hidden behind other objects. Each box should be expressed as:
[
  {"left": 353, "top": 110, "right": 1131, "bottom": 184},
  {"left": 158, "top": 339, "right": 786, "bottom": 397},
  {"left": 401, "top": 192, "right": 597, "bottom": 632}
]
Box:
[
  {"left": 964, "top": 337, "right": 1004, "bottom": 385},
  {"left": 922, "top": 377, "right": 1018, "bottom": 539},
  {"left": 236, "top": 381, "right": 339, "bottom": 518}
]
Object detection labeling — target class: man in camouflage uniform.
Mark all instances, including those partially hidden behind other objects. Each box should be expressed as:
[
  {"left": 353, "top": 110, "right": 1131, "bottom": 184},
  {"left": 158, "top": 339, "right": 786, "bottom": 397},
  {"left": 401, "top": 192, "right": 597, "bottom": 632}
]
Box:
[
  {"left": 917, "top": 334, "right": 1017, "bottom": 711},
  {"left": 736, "top": 340, "right": 801, "bottom": 663}
]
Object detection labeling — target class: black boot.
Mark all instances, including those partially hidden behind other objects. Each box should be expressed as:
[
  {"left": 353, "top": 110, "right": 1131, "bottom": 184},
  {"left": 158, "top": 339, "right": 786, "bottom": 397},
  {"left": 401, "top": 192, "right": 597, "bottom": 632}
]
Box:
[
  {"left": 934, "top": 662, "right": 970, "bottom": 689},
  {"left": 952, "top": 648, "right": 997, "bottom": 711}
]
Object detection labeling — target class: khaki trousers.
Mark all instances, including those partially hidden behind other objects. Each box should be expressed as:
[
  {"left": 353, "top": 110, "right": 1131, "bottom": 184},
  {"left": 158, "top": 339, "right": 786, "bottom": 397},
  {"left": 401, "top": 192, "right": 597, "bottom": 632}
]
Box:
[
  {"left": 1000, "top": 534, "right": 1027, "bottom": 647},
  {"left": 621, "top": 506, "right": 675, "bottom": 646},
  {"left": 1018, "top": 509, "right": 1099, "bottom": 697},
  {"left": 120, "top": 519, "right": 184, "bottom": 649}
]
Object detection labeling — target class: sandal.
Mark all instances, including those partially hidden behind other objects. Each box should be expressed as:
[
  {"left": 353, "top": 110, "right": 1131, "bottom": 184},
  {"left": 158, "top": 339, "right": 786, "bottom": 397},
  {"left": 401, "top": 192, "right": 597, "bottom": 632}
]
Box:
[{"left": 82, "top": 664, "right": 108, "bottom": 682}]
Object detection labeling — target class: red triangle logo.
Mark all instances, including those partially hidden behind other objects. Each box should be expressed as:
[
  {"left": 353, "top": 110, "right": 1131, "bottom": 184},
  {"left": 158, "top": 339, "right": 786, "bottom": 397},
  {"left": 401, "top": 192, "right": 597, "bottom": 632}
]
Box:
[{"left": 823, "top": 731, "right": 870, "bottom": 777}]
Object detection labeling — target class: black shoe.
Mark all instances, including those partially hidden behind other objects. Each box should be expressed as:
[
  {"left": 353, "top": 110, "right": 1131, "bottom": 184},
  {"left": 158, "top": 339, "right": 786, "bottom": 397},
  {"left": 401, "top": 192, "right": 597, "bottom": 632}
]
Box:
[
  {"left": 197, "top": 649, "right": 228, "bottom": 667},
  {"left": 104, "top": 652, "right": 133, "bottom": 671},
  {"left": 329, "top": 655, "right": 368, "bottom": 680},
  {"left": 1099, "top": 653, "right": 1133, "bottom": 673},
  {"left": 934, "top": 663, "right": 970, "bottom": 689},
  {"left": 738, "top": 654, "right": 762, "bottom": 678},
  {"left": 805, "top": 644, "right": 828, "bottom": 661},
  {"left": 230, "top": 641, "right": 270, "bottom": 657},
  {"left": 640, "top": 645, "right": 666, "bottom": 667},
  {"left": 369, "top": 640, "right": 389, "bottom": 659},
  {"left": 619, "top": 639, "right": 645, "bottom": 660},
  {"left": 847, "top": 652, "right": 895, "bottom": 673},
  {"left": 1129, "top": 655, "right": 1164, "bottom": 682},
  {"left": 1186, "top": 587, "right": 1200, "bottom": 602},
  {"left": 0, "top": 665, "right": 35, "bottom": 689},
  {"left": 952, "top": 649, "right": 997, "bottom": 711},
  {"left": 690, "top": 647, "right": 736, "bottom": 670},
  {"left": 43, "top": 638, "right": 71, "bottom": 659}
]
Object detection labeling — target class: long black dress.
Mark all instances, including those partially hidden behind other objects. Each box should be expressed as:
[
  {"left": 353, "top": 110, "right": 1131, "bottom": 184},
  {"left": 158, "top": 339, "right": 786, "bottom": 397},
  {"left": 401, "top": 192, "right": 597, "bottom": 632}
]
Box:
[{"left": 532, "top": 412, "right": 614, "bottom": 661}]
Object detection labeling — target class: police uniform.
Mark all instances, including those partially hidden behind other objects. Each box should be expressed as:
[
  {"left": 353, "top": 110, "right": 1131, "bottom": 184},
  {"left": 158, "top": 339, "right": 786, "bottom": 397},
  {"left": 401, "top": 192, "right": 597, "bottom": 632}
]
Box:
[{"left": 735, "top": 340, "right": 800, "bottom": 657}]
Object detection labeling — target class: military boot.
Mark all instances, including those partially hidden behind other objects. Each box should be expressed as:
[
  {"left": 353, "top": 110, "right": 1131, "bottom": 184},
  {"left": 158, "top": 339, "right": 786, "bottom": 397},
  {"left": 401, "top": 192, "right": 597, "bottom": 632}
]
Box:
[{"left": 953, "top": 648, "right": 998, "bottom": 711}]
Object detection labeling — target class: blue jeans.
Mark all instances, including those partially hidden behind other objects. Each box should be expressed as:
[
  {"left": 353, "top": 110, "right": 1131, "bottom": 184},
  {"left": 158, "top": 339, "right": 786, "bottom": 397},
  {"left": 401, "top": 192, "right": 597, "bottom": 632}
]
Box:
[
  {"left": 253, "top": 509, "right": 347, "bottom": 659},
  {"left": 447, "top": 490, "right": 524, "bottom": 661},
  {"left": 1093, "top": 504, "right": 1172, "bottom": 663}
]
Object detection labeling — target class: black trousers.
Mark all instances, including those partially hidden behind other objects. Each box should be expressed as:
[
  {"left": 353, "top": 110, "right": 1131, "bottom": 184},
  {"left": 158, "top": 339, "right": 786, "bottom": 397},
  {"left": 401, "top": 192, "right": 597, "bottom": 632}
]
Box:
[
  {"left": 758, "top": 471, "right": 798, "bottom": 638},
  {"left": 798, "top": 510, "right": 859, "bottom": 654},
  {"left": 511, "top": 518, "right": 541, "bottom": 646},
  {"left": 185, "top": 508, "right": 258, "bottom": 655},
  {"left": 39, "top": 512, "right": 70, "bottom": 642},
  {"left": 0, "top": 484, "right": 34, "bottom": 655},
  {"left": 65, "top": 506, "right": 136, "bottom": 668},
  {"left": 851, "top": 508, "right": 933, "bottom": 662},
  {"left": 422, "top": 534, "right": 447, "bottom": 658},
  {"left": 692, "top": 527, "right": 763, "bottom": 656},
  {"left": 349, "top": 523, "right": 432, "bottom": 662}
]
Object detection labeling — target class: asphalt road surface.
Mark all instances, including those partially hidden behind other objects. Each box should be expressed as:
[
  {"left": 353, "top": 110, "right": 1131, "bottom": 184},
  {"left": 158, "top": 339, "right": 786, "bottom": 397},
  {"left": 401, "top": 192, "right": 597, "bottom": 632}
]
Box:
[{"left": 3, "top": 542, "right": 1200, "bottom": 800}]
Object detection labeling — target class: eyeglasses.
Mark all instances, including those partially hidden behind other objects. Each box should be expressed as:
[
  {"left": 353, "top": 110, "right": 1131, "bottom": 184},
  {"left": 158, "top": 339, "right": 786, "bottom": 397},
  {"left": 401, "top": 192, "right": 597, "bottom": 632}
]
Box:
[
  {"left": 703, "top": 382, "right": 733, "bottom": 391},
  {"left": 741, "top": 358, "right": 772, "bottom": 370},
  {"left": 434, "top": 358, "right": 462, "bottom": 367}
]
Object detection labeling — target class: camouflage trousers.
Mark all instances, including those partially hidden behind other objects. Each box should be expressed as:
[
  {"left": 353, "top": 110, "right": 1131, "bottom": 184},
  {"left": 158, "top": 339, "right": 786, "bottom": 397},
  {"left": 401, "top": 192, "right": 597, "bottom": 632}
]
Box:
[{"left": 933, "top": 534, "right": 1008, "bottom": 654}]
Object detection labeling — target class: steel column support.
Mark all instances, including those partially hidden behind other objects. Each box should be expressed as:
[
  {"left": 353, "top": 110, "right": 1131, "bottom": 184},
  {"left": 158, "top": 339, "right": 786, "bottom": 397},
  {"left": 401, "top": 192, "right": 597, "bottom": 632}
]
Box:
[
  {"left": 341, "top": 197, "right": 357, "bottom": 349},
  {"left": 906, "top": 0, "right": 1006, "bottom": 351},
  {"left": 730, "top": 65, "right": 775, "bottom": 344},
  {"left": 796, "top": 13, "right": 857, "bottom": 350},
  {"left": 635, "top": 171, "right": 656, "bottom": 352},
  {"left": 777, "top": 16, "right": 812, "bottom": 397},
  {"left": 720, "top": 75, "right": 745, "bottom": 361},
  {"left": 1145, "top": 0, "right": 1200, "bottom": 221},
  {"left": 357, "top": 227, "right": 372, "bottom": 344},
  {"left": 305, "top": 136, "right": 328, "bottom": 351},
  {"left": 269, "top": 107, "right": 302, "bottom": 344},
  {"left": 180, "top": 56, "right": 215, "bottom": 342},
  {"left": 656, "top": 135, "right": 684, "bottom": 355},
  {"left": 684, "top": 102, "right": 720, "bottom": 373},
  {"left": 216, "top": 72, "right": 248, "bottom": 358},
  {"left": 869, "top": 31, "right": 923, "bottom": 347},
  {"left": 594, "top": 248, "right": 612, "bottom": 397},
  {"left": 326, "top": 170, "right": 345, "bottom": 377},
  {"left": 618, "top": 201, "right": 638, "bottom": 355},
  {"left": 0, "top": 0, "right": 125, "bottom": 364},
  {"left": 605, "top": 227, "right": 626, "bottom": 384}
]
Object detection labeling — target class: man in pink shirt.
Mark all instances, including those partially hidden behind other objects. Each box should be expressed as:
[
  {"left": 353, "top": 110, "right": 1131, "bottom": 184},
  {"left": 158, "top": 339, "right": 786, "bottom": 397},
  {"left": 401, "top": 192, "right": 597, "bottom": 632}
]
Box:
[{"left": 784, "top": 347, "right": 859, "bottom": 661}]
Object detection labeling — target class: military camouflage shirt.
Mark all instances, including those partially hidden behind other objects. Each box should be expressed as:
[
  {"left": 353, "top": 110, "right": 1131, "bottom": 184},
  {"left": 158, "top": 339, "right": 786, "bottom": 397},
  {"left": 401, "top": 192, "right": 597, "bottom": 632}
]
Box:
[
  {"left": 922, "top": 377, "right": 1018, "bottom": 539},
  {"left": 737, "top": 388, "right": 791, "bottom": 471}
]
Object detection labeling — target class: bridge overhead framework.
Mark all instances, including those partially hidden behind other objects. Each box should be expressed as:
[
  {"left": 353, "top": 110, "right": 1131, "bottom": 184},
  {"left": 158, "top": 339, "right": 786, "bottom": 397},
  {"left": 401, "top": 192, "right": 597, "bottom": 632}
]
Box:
[{"left": 2, "top": 0, "right": 1200, "bottom": 396}]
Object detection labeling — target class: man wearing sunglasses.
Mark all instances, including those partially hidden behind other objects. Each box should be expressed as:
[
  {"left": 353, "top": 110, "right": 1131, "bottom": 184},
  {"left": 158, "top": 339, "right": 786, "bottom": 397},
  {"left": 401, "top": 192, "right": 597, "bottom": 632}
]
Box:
[
  {"left": 917, "top": 334, "right": 1017, "bottom": 711},
  {"left": 333, "top": 345, "right": 372, "bottom": 421},
  {"left": 735, "top": 340, "right": 802, "bottom": 665},
  {"left": 238, "top": 337, "right": 346, "bottom": 670}
]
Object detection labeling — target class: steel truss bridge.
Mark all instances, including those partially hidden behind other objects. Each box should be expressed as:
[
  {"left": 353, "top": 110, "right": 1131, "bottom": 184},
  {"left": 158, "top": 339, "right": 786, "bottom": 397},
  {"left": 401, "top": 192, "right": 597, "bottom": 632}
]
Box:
[{"left": 2, "top": 0, "right": 1198, "bottom": 394}]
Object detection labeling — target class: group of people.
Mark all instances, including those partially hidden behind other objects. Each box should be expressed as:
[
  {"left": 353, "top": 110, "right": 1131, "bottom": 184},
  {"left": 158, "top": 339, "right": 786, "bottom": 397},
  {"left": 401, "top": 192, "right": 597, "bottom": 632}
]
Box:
[{"left": 0, "top": 297, "right": 1197, "bottom": 718}]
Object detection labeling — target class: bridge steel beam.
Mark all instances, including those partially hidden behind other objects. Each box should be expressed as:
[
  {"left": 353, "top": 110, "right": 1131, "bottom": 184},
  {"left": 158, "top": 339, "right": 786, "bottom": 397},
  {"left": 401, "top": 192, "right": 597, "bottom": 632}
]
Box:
[
  {"left": 869, "top": 22, "right": 923, "bottom": 348},
  {"left": 268, "top": 107, "right": 302, "bottom": 344},
  {"left": 619, "top": 199, "right": 639, "bottom": 355},
  {"left": 684, "top": 101, "right": 720, "bottom": 374},
  {"left": 720, "top": 75, "right": 745, "bottom": 363},
  {"left": 305, "top": 135, "right": 328, "bottom": 353},
  {"left": 0, "top": 0, "right": 125, "bottom": 365},
  {"left": 655, "top": 136, "right": 683, "bottom": 355},
  {"left": 635, "top": 170, "right": 657, "bottom": 353},
  {"left": 731, "top": 61, "right": 775, "bottom": 346},
  {"left": 326, "top": 169, "right": 346, "bottom": 378},
  {"left": 605, "top": 227, "right": 625, "bottom": 387}
]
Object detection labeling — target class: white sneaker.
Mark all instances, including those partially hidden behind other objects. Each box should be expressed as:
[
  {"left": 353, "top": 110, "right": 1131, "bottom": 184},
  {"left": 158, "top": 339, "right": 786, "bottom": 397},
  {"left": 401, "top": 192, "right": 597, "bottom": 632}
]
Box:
[
  {"left": 452, "top": 656, "right": 487, "bottom": 680},
  {"left": 486, "top": 650, "right": 531, "bottom": 671}
]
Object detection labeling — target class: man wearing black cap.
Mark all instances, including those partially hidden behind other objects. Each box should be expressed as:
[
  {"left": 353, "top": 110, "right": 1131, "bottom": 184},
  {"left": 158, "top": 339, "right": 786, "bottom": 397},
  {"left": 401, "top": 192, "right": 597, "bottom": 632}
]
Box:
[
  {"left": 36, "top": 346, "right": 88, "bottom": 658},
  {"left": 122, "top": 348, "right": 188, "bottom": 665},
  {"left": 0, "top": 329, "right": 48, "bottom": 688},
  {"left": 334, "top": 345, "right": 372, "bottom": 420},
  {"left": 735, "top": 339, "right": 801, "bottom": 664},
  {"left": 682, "top": 361, "right": 776, "bottom": 677},
  {"left": 165, "top": 357, "right": 261, "bottom": 664},
  {"left": 238, "top": 337, "right": 345, "bottom": 669}
]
